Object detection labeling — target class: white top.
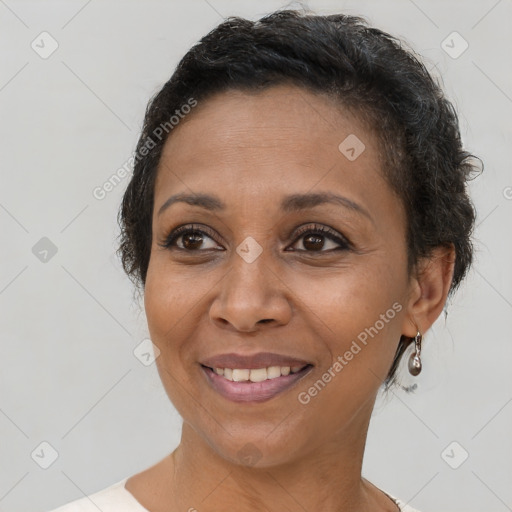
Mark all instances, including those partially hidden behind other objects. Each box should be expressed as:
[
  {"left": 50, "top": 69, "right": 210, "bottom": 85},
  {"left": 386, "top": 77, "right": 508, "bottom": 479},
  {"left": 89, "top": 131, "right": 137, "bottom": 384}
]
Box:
[{"left": 46, "top": 477, "right": 424, "bottom": 512}]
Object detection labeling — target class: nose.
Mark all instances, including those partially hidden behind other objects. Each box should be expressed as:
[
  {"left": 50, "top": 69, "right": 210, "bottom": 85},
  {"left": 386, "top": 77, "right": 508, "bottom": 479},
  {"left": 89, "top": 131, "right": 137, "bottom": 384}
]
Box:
[{"left": 209, "top": 251, "right": 293, "bottom": 333}]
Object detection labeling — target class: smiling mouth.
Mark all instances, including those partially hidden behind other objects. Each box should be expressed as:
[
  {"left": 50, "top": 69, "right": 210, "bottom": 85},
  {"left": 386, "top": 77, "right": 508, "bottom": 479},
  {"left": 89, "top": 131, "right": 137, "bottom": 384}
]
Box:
[
  {"left": 202, "top": 363, "right": 311, "bottom": 381},
  {"left": 200, "top": 363, "right": 314, "bottom": 403}
]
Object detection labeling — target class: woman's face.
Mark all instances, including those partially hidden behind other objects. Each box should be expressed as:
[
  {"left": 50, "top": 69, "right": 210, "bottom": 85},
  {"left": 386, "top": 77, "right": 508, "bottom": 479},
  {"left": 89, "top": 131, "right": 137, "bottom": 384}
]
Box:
[{"left": 144, "top": 84, "right": 417, "bottom": 467}]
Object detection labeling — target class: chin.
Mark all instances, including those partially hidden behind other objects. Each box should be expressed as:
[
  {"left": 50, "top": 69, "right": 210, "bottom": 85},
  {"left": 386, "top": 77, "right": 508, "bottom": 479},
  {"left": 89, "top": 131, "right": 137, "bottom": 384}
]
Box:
[{"left": 198, "top": 427, "right": 307, "bottom": 470}]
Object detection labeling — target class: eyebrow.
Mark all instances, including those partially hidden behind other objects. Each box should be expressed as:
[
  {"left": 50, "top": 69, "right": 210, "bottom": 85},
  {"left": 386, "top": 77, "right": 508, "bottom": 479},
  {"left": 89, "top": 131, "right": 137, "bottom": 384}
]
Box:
[{"left": 157, "top": 192, "right": 373, "bottom": 222}]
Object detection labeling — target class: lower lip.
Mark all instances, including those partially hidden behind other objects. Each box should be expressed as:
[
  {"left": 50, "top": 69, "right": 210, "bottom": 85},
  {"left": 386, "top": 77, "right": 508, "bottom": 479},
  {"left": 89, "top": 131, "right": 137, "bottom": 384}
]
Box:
[{"left": 200, "top": 364, "right": 313, "bottom": 403}]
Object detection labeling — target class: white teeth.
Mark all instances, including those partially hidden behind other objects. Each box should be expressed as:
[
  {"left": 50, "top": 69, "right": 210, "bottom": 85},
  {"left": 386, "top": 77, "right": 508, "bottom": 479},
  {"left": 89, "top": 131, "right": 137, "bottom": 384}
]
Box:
[
  {"left": 211, "top": 365, "right": 307, "bottom": 382},
  {"left": 267, "top": 366, "right": 282, "bottom": 379},
  {"left": 232, "top": 369, "right": 250, "bottom": 381},
  {"left": 248, "top": 368, "right": 267, "bottom": 382}
]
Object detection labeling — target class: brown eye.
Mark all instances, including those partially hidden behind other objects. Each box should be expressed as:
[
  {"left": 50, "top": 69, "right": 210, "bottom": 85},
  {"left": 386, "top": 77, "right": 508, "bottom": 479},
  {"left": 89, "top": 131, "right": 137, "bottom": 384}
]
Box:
[
  {"left": 159, "top": 224, "right": 222, "bottom": 251},
  {"left": 302, "top": 233, "right": 328, "bottom": 251},
  {"left": 181, "top": 231, "right": 207, "bottom": 250},
  {"left": 289, "top": 224, "right": 351, "bottom": 253}
]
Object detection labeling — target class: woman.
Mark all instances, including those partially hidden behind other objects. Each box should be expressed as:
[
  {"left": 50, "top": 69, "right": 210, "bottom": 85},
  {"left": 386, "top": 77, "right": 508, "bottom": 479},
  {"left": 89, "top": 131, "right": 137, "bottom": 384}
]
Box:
[{"left": 48, "top": 8, "right": 478, "bottom": 512}]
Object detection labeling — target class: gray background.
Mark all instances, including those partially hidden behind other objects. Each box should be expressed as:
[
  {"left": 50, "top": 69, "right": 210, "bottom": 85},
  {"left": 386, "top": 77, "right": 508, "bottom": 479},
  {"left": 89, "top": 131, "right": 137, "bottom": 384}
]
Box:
[{"left": 1, "top": 1, "right": 511, "bottom": 511}]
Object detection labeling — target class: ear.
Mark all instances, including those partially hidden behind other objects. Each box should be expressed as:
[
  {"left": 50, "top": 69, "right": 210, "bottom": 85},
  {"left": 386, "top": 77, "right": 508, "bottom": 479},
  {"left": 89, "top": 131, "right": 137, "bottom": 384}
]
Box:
[{"left": 401, "top": 244, "right": 456, "bottom": 337}]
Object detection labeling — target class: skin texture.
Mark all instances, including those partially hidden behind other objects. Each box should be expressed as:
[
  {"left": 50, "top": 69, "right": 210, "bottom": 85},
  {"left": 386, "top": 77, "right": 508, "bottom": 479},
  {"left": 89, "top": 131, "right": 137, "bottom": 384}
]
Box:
[{"left": 125, "top": 84, "right": 455, "bottom": 512}]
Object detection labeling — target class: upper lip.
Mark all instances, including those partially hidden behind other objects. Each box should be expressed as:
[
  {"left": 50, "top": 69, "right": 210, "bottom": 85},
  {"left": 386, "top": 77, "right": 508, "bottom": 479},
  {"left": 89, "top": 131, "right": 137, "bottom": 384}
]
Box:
[{"left": 200, "top": 352, "right": 313, "bottom": 370}]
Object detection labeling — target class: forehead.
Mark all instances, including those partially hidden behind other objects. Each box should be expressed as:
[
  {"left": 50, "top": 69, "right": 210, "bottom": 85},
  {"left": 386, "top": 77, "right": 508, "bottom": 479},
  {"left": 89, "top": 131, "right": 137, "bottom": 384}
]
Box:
[{"left": 154, "top": 84, "right": 388, "bottom": 210}]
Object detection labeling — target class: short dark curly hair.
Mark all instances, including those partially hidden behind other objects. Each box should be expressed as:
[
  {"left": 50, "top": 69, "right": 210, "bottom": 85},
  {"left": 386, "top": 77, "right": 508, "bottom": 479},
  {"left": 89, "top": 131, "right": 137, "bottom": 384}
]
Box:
[{"left": 117, "top": 9, "right": 480, "bottom": 389}]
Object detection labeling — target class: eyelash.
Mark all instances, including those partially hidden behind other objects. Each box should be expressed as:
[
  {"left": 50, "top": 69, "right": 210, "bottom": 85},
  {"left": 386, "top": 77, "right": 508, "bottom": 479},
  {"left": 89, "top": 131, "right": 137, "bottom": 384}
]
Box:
[{"left": 158, "top": 223, "right": 352, "bottom": 253}]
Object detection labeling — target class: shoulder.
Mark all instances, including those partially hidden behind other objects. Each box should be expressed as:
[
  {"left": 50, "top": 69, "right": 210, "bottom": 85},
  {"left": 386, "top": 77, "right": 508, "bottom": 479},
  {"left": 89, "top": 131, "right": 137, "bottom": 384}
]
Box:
[
  {"left": 399, "top": 504, "right": 424, "bottom": 512},
  {"left": 44, "top": 478, "right": 149, "bottom": 512},
  {"left": 377, "top": 484, "right": 424, "bottom": 512},
  {"left": 391, "top": 495, "right": 425, "bottom": 512}
]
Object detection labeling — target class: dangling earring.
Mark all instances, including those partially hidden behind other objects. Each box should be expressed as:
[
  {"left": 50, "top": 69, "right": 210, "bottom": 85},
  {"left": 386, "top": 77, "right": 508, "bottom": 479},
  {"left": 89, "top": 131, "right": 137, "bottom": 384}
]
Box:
[{"left": 408, "top": 331, "right": 422, "bottom": 376}]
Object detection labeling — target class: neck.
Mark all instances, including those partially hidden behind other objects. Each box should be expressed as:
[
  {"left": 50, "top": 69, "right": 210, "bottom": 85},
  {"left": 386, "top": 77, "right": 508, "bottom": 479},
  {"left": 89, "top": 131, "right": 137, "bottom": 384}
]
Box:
[{"left": 163, "top": 398, "right": 397, "bottom": 512}]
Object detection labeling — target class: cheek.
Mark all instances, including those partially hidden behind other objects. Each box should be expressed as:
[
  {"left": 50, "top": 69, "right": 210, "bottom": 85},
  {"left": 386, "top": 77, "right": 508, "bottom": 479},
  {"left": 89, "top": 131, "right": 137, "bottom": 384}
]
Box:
[
  {"left": 290, "top": 276, "right": 404, "bottom": 419},
  {"left": 292, "top": 258, "right": 406, "bottom": 369},
  {"left": 143, "top": 258, "right": 188, "bottom": 355},
  {"left": 144, "top": 254, "right": 202, "bottom": 331},
  {"left": 143, "top": 255, "right": 218, "bottom": 366},
  {"left": 144, "top": 268, "right": 171, "bottom": 338},
  {"left": 143, "top": 261, "right": 201, "bottom": 413}
]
